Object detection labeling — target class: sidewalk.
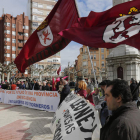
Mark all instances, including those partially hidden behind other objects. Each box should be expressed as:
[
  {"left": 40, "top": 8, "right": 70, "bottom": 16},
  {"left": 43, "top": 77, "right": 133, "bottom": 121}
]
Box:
[{"left": 0, "top": 103, "right": 54, "bottom": 140}]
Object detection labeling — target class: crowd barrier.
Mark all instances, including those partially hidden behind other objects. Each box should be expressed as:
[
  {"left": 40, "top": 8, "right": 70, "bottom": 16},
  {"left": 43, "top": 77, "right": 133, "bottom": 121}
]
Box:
[{"left": 0, "top": 89, "right": 60, "bottom": 112}]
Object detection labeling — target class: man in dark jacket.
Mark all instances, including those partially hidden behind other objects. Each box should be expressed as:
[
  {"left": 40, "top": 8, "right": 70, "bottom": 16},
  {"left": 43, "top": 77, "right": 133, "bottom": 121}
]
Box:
[
  {"left": 130, "top": 78, "right": 139, "bottom": 101},
  {"left": 42, "top": 81, "right": 50, "bottom": 91},
  {"left": 100, "top": 79, "right": 140, "bottom": 140},
  {"left": 32, "top": 80, "right": 40, "bottom": 90},
  {"left": 59, "top": 79, "right": 70, "bottom": 106}
]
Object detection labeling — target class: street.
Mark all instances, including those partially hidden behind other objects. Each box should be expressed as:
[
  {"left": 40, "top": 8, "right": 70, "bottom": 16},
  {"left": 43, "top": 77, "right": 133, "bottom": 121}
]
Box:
[{"left": 0, "top": 103, "right": 54, "bottom": 140}]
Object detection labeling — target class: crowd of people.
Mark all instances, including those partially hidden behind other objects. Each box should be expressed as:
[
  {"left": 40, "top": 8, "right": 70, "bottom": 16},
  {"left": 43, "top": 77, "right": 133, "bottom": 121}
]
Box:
[{"left": 0, "top": 77, "right": 140, "bottom": 139}]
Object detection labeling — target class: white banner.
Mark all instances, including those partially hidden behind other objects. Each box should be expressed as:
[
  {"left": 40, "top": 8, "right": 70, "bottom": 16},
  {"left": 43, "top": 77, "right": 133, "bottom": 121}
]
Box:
[
  {"left": 0, "top": 89, "right": 5, "bottom": 103},
  {"left": 0, "top": 90, "right": 60, "bottom": 112},
  {"left": 50, "top": 93, "right": 101, "bottom": 140}
]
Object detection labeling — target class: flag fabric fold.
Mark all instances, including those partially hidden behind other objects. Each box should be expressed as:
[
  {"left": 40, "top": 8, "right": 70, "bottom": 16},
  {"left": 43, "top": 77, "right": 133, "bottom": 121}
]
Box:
[
  {"left": 57, "top": 66, "right": 61, "bottom": 75},
  {"left": 59, "top": 0, "right": 140, "bottom": 50},
  {"left": 14, "top": 0, "right": 79, "bottom": 73}
]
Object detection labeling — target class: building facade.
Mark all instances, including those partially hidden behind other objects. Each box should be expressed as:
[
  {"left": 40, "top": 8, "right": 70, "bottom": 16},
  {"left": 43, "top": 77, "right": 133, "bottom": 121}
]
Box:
[
  {"left": 106, "top": 0, "right": 140, "bottom": 82},
  {"left": 0, "top": 13, "right": 30, "bottom": 81},
  {"left": 27, "top": 0, "right": 61, "bottom": 79},
  {"left": 77, "top": 45, "right": 109, "bottom": 82}
]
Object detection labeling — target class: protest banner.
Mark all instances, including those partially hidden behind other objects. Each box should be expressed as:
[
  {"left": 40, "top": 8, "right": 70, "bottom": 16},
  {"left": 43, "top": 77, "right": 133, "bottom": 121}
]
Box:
[
  {"left": 0, "top": 89, "right": 5, "bottom": 103},
  {"left": 50, "top": 93, "right": 101, "bottom": 140},
  {"left": 1, "top": 90, "right": 60, "bottom": 112}
]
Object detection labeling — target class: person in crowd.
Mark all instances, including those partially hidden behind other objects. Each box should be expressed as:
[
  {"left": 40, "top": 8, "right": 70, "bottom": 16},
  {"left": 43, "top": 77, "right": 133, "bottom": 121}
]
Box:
[
  {"left": 130, "top": 78, "right": 139, "bottom": 102},
  {"left": 59, "top": 79, "right": 70, "bottom": 106},
  {"left": 100, "top": 79, "right": 140, "bottom": 140},
  {"left": 74, "top": 81, "right": 79, "bottom": 93},
  {"left": 21, "top": 81, "right": 25, "bottom": 89},
  {"left": 32, "top": 80, "right": 40, "bottom": 90},
  {"left": 93, "top": 80, "right": 111, "bottom": 126},
  {"left": 16, "top": 81, "right": 22, "bottom": 89},
  {"left": 11, "top": 82, "right": 17, "bottom": 90},
  {"left": 77, "top": 80, "right": 87, "bottom": 97},
  {"left": 86, "top": 84, "right": 95, "bottom": 106},
  {"left": 47, "top": 81, "right": 51, "bottom": 91},
  {"left": 25, "top": 80, "right": 32, "bottom": 90},
  {"left": 69, "top": 80, "right": 76, "bottom": 88},
  {"left": 42, "top": 81, "right": 50, "bottom": 91},
  {"left": 1, "top": 82, "right": 8, "bottom": 89}
]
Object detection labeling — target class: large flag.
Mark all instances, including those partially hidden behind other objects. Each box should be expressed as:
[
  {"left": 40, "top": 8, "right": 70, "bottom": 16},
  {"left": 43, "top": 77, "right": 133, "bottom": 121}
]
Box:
[
  {"left": 57, "top": 66, "right": 61, "bottom": 75},
  {"left": 14, "top": 0, "right": 79, "bottom": 73},
  {"left": 59, "top": 0, "right": 140, "bottom": 50}
]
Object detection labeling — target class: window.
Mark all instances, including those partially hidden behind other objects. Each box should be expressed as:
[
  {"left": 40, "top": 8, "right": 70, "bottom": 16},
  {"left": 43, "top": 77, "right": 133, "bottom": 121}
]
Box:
[
  {"left": 47, "top": 59, "right": 52, "bottom": 62},
  {"left": 12, "top": 24, "right": 16, "bottom": 28},
  {"left": 24, "top": 26, "right": 29, "bottom": 30},
  {"left": 12, "top": 31, "right": 16, "bottom": 36},
  {"left": 4, "top": 22, "right": 10, "bottom": 26},
  {"left": 91, "top": 55, "right": 93, "bottom": 59},
  {"left": 4, "top": 38, "right": 10, "bottom": 42},
  {"left": 4, "top": 30, "right": 10, "bottom": 34},
  {"left": 101, "top": 48, "right": 104, "bottom": 53},
  {"left": 32, "top": 22, "right": 38, "bottom": 27},
  {"left": 33, "top": 15, "right": 38, "bottom": 21},
  {"left": 102, "top": 54, "right": 104, "bottom": 59},
  {"left": 102, "top": 61, "right": 104, "bottom": 67},
  {"left": 94, "top": 62, "right": 96, "bottom": 66},
  {"left": 91, "top": 69, "right": 96, "bottom": 74},
  {"left": 4, "top": 61, "right": 10, "bottom": 65},
  {"left": 4, "top": 53, "right": 10, "bottom": 57},
  {"left": 46, "top": 11, "right": 50, "bottom": 15},
  {"left": 18, "top": 47, "right": 22, "bottom": 50},
  {"left": 83, "top": 62, "right": 87, "bottom": 66},
  {"left": 94, "top": 55, "right": 96, "bottom": 60},
  {"left": 24, "top": 40, "right": 27, "bottom": 43},
  {"left": 47, "top": 5, "right": 54, "bottom": 9},
  {"left": 24, "top": 33, "right": 28, "bottom": 37},
  {"left": 12, "top": 54, "right": 16, "bottom": 58},
  {"left": 18, "top": 32, "right": 24, "bottom": 36},
  {"left": 12, "top": 46, "right": 16, "bottom": 51},
  {"left": 33, "top": 2, "right": 38, "bottom": 7},
  {"left": 12, "top": 39, "right": 16, "bottom": 43},
  {"left": 85, "top": 48, "right": 86, "bottom": 52},
  {"left": 38, "top": 17, "right": 43, "bottom": 21},
  {"left": 32, "top": 29, "right": 36, "bottom": 33},
  {"left": 18, "top": 40, "right": 23, "bottom": 43},
  {"left": 83, "top": 55, "right": 87, "bottom": 60},
  {"left": 38, "top": 4, "right": 43, "bottom": 8},
  {"left": 4, "top": 46, "right": 10, "bottom": 49}
]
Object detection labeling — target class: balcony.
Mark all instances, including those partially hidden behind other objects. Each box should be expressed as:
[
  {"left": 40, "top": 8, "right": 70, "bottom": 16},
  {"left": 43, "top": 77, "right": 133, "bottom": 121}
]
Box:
[
  {"left": 18, "top": 35, "right": 23, "bottom": 40},
  {"left": 18, "top": 43, "right": 23, "bottom": 47}
]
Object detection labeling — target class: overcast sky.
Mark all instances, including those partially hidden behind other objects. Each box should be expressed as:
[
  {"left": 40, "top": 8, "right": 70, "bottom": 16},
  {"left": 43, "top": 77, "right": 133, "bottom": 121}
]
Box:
[{"left": 0, "top": 0, "right": 112, "bottom": 70}]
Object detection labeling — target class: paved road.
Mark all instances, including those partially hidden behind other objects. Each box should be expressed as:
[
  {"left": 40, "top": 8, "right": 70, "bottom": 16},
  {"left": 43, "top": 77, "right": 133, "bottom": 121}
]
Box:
[{"left": 0, "top": 103, "right": 54, "bottom": 140}]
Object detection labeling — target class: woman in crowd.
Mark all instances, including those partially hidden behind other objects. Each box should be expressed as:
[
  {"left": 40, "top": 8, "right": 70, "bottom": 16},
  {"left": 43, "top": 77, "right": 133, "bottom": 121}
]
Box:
[{"left": 77, "top": 80, "right": 87, "bottom": 97}]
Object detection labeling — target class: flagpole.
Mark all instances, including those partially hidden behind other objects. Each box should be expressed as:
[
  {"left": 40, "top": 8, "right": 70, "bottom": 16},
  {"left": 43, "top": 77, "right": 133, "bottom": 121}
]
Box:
[
  {"left": 74, "top": 0, "right": 80, "bottom": 18},
  {"left": 74, "top": 0, "right": 98, "bottom": 87},
  {"left": 87, "top": 47, "right": 98, "bottom": 87}
]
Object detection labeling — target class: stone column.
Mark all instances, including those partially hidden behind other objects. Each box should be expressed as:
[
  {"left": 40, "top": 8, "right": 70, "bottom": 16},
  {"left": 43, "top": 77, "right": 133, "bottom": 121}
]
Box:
[
  {"left": 2, "top": 73, "right": 4, "bottom": 82},
  {"left": 7, "top": 72, "right": 10, "bottom": 83}
]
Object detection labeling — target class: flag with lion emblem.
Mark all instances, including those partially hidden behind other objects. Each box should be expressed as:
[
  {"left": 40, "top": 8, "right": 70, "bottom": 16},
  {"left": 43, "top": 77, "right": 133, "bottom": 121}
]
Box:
[
  {"left": 59, "top": 0, "right": 140, "bottom": 50},
  {"left": 14, "top": 0, "right": 79, "bottom": 73}
]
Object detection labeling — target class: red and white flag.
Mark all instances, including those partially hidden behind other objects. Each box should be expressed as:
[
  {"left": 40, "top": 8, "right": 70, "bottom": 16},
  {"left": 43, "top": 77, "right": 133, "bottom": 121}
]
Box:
[
  {"left": 57, "top": 66, "right": 61, "bottom": 75},
  {"left": 14, "top": 0, "right": 79, "bottom": 73},
  {"left": 59, "top": 0, "right": 140, "bottom": 50}
]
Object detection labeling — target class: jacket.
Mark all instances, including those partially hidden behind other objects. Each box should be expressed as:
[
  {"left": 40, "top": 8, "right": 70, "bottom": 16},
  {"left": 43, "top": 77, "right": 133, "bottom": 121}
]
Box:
[
  {"left": 86, "top": 91, "right": 95, "bottom": 106},
  {"left": 77, "top": 89, "right": 87, "bottom": 97},
  {"left": 42, "top": 85, "right": 50, "bottom": 91},
  {"left": 100, "top": 102, "right": 140, "bottom": 140},
  {"left": 59, "top": 84, "right": 70, "bottom": 105},
  {"left": 130, "top": 83, "right": 139, "bottom": 101}
]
